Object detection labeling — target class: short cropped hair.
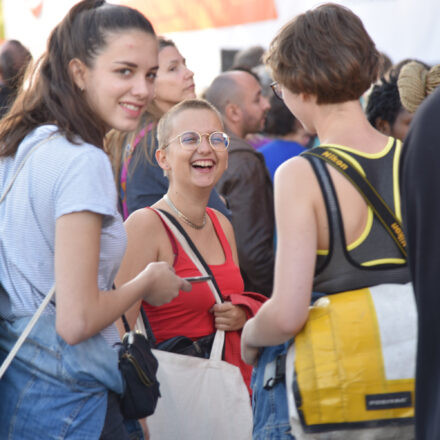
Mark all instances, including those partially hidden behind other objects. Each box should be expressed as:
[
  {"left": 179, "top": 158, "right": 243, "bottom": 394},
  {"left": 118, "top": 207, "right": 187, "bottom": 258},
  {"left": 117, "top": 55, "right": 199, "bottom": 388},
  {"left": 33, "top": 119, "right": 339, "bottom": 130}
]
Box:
[
  {"left": 265, "top": 3, "right": 379, "bottom": 104},
  {"left": 157, "top": 98, "right": 224, "bottom": 150}
]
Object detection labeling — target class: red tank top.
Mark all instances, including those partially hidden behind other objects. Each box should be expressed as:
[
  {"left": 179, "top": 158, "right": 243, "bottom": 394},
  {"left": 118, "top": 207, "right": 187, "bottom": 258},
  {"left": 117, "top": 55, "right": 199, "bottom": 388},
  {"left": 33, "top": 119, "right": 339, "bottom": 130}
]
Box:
[{"left": 142, "top": 207, "right": 244, "bottom": 343}]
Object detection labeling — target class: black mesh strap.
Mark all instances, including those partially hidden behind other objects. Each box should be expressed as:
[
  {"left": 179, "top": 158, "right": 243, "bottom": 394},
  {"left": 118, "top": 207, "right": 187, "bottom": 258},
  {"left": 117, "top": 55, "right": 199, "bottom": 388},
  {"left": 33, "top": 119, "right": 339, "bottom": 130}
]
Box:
[{"left": 302, "top": 146, "right": 407, "bottom": 259}]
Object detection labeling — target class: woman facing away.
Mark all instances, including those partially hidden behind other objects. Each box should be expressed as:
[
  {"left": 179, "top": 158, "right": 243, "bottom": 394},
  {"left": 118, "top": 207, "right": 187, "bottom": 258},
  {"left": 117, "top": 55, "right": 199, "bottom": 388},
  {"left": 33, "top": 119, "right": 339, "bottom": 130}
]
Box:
[
  {"left": 108, "top": 37, "right": 229, "bottom": 220},
  {"left": 240, "top": 3, "right": 411, "bottom": 439},
  {"left": 115, "top": 98, "right": 266, "bottom": 394},
  {"left": 0, "top": 1, "right": 190, "bottom": 439}
]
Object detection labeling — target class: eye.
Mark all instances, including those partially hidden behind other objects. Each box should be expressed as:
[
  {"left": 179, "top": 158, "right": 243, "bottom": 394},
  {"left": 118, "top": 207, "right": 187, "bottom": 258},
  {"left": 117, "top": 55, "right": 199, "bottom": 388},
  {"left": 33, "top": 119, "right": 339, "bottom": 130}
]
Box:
[
  {"left": 210, "top": 132, "right": 228, "bottom": 148},
  {"left": 117, "top": 68, "right": 132, "bottom": 76},
  {"left": 180, "top": 131, "right": 199, "bottom": 145},
  {"left": 146, "top": 71, "right": 157, "bottom": 81}
]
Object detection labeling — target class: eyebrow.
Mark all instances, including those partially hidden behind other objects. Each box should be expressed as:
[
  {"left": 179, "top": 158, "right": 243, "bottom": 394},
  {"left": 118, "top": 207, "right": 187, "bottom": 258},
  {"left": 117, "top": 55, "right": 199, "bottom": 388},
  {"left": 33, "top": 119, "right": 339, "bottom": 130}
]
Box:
[{"left": 113, "top": 61, "right": 159, "bottom": 72}]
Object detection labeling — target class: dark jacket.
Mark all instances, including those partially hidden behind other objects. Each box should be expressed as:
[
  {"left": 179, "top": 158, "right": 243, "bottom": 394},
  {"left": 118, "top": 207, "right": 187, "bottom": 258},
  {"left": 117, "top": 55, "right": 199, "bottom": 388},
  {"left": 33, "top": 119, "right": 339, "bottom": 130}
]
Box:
[{"left": 216, "top": 132, "right": 275, "bottom": 297}]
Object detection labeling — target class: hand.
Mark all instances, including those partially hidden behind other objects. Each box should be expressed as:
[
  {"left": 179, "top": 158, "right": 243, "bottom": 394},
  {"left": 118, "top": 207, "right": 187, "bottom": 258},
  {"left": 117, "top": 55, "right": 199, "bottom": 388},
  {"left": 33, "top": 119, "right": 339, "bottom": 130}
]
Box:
[
  {"left": 211, "top": 302, "right": 247, "bottom": 331},
  {"left": 241, "top": 319, "right": 261, "bottom": 366},
  {"left": 138, "top": 261, "right": 191, "bottom": 306}
]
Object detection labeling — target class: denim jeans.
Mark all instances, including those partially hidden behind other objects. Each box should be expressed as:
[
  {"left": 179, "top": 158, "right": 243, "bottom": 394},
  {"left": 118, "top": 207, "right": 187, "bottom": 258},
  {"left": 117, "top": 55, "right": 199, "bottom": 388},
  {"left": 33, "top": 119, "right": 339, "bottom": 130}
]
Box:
[
  {"left": 251, "top": 342, "right": 295, "bottom": 440},
  {"left": 0, "top": 315, "right": 124, "bottom": 439},
  {"left": 100, "top": 392, "right": 145, "bottom": 440}
]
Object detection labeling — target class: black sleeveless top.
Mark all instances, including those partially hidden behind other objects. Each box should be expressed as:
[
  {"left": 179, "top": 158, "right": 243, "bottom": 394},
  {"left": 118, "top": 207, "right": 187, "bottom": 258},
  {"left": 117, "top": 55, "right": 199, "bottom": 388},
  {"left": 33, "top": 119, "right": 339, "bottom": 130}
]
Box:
[{"left": 304, "top": 138, "right": 410, "bottom": 294}]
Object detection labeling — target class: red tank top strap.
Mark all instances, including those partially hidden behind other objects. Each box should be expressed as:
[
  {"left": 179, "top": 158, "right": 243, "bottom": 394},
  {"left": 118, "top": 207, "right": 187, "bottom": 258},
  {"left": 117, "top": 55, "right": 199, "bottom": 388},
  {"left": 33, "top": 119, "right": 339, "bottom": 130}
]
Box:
[
  {"left": 206, "top": 208, "right": 233, "bottom": 262},
  {"left": 146, "top": 207, "right": 178, "bottom": 262}
]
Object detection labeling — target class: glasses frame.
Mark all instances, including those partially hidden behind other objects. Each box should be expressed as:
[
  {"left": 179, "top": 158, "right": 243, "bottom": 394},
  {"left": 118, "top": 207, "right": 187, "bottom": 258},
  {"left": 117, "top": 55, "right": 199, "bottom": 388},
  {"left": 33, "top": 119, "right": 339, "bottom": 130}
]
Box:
[
  {"left": 165, "top": 130, "right": 230, "bottom": 151},
  {"left": 270, "top": 81, "right": 283, "bottom": 100}
]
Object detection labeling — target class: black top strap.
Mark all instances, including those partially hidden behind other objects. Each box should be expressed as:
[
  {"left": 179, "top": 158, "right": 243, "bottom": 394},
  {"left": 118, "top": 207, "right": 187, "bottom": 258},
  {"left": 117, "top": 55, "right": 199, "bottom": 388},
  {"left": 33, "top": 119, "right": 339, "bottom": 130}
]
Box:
[
  {"left": 157, "top": 209, "right": 225, "bottom": 303},
  {"left": 302, "top": 146, "right": 407, "bottom": 258}
]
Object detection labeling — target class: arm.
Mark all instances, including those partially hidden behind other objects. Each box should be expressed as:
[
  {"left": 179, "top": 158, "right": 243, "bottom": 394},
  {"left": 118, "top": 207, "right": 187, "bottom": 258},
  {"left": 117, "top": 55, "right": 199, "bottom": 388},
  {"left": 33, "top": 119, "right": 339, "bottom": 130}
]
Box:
[
  {"left": 55, "top": 210, "right": 190, "bottom": 345},
  {"left": 241, "top": 157, "right": 317, "bottom": 364},
  {"left": 217, "top": 152, "right": 275, "bottom": 296},
  {"left": 114, "top": 209, "right": 171, "bottom": 330}
]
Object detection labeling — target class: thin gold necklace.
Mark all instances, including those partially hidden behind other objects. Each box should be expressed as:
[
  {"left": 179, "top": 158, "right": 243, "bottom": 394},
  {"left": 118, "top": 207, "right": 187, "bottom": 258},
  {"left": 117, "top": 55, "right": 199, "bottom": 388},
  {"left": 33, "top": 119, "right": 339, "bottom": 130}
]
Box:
[{"left": 163, "top": 194, "right": 206, "bottom": 230}]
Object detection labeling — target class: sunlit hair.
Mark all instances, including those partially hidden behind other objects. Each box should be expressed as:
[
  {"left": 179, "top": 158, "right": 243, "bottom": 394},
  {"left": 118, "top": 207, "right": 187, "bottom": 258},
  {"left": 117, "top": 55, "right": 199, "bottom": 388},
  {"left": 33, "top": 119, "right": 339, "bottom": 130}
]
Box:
[
  {"left": 155, "top": 99, "right": 224, "bottom": 179},
  {"left": 157, "top": 98, "right": 224, "bottom": 151},
  {"left": 397, "top": 61, "right": 440, "bottom": 113},
  {"left": 0, "top": 0, "right": 155, "bottom": 157},
  {"left": 265, "top": 3, "right": 379, "bottom": 104}
]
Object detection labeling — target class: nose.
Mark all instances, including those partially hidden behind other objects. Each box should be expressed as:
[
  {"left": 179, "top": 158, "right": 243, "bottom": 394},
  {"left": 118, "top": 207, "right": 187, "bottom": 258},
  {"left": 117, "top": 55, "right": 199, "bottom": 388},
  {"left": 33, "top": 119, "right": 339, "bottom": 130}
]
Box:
[
  {"left": 184, "top": 65, "right": 194, "bottom": 80},
  {"left": 132, "top": 75, "right": 153, "bottom": 101},
  {"left": 197, "top": 134, "right": 212, "bottom": 153},
  {"left": 261, "top": 95, "right": 271, "bottom": 112}
]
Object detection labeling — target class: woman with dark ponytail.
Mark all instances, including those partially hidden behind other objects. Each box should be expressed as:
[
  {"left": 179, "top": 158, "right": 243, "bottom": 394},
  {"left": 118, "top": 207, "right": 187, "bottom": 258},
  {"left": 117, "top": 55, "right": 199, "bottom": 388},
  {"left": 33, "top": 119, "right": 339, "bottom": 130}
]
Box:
[{"left": 0, "top": 1, "right": 190, "bottom": 438}]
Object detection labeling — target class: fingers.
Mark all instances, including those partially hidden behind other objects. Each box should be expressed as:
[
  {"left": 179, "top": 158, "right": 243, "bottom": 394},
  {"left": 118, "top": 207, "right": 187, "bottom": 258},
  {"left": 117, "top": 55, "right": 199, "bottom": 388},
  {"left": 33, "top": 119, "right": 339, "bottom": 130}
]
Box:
[{"left": 180, "top": 278, "right": 192, "bottom": 292}]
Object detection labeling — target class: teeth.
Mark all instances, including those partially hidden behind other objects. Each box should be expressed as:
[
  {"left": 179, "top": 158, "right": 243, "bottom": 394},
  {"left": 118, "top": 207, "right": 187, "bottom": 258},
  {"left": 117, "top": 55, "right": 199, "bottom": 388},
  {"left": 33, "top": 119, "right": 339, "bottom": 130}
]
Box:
[
  {"left": 121, "top": 103, "right": 140, "bottom": 111},
  {"left": 192, "top": 160, "right": 213, "bottom": 168}
]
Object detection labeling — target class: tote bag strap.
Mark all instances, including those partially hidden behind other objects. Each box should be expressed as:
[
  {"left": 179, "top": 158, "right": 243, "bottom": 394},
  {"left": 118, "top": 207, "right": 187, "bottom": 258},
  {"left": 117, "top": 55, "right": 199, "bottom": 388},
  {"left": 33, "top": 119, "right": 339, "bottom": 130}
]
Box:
[
  {"left": 153, "top": 208, "right": 225, "bottom": 361},
  {"left": 0, "top": 135, "right": 58, "bottom": 379}
]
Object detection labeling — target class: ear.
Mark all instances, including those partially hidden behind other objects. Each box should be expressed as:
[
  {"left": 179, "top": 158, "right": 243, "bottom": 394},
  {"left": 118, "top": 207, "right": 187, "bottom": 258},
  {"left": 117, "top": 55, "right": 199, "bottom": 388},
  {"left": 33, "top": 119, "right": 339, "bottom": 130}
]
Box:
[
  {"left": 224, "top": 102, "right": 242, "bottom": 124},
  {"left": 375, "top": 118, "right": 391, "bottom": 135},
  {"left": 68, "top": 58, "right": 88, "bottom": 92},
  {"left": 155, "top": 148, "right": 171, "bottom": 171}
]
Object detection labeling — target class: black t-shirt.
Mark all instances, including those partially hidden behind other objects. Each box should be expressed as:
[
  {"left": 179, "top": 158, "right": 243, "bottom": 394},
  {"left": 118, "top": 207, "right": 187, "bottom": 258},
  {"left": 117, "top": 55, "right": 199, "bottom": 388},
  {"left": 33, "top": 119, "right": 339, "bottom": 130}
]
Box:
[{"left": 401, "top": 86, "right": 440, "bottom": 440}]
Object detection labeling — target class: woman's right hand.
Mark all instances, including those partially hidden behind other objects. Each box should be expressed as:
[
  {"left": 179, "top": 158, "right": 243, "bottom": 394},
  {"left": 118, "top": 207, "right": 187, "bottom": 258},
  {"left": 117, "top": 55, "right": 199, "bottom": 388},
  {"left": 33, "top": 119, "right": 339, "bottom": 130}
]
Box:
[{"left": 139, "top": 261, "right": 191, "bottom": 306}]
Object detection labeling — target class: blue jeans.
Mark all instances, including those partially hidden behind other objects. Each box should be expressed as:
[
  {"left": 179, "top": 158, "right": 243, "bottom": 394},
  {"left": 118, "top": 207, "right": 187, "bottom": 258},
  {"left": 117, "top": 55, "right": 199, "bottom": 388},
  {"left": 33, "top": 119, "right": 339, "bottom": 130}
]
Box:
[
  {"left": 251, "top": 342, "right": 295, "bottom": 440},
  {"left": 0, "top": 315, "right": 124, "bottom": 439}
]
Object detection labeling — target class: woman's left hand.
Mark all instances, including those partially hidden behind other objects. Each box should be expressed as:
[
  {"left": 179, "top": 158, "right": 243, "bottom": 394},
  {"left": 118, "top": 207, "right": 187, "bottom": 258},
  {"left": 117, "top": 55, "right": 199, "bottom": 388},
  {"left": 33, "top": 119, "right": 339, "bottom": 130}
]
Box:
[{"left": 211, "top": 302, "right": 247, "bottom": 331}]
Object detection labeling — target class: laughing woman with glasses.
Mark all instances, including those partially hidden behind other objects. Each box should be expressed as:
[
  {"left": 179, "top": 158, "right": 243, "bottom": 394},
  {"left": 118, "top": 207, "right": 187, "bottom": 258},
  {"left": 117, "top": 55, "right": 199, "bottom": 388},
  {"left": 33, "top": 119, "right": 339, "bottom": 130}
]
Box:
[{"left": 115, "top": 98, "right": 266, "bottom": 396}]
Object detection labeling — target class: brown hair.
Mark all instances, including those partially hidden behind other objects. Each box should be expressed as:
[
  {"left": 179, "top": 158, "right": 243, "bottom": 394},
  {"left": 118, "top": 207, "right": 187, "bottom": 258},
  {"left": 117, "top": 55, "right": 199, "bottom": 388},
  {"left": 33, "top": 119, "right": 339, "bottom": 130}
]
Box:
[
  {"left": 397, "top": 61, "right": 440, "bottom": 113},
  {"left": 265, "top": 3, "right": 379, "bottom": 104},
  {"left": 0, "top": 0, "right": 155, "bottom": 158}
]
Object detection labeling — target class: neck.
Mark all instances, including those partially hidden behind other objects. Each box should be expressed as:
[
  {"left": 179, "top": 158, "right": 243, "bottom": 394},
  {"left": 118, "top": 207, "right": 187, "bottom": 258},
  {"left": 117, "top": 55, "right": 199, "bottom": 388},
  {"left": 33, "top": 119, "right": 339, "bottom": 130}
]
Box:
[
  {"left": 225, "top": 121, "right": 245, "bottom": 139},
  {"left": 314, "top": 100, "right": 384, "bottom": 149},
  {"left": 164, "top": 188, "right": 210, "bottom": 229}
]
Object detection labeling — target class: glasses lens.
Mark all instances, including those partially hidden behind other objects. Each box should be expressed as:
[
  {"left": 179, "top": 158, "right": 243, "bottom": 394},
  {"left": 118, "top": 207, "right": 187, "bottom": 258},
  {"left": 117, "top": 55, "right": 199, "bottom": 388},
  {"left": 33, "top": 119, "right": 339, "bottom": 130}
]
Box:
[
  {"left": 209, "top": 132, "right": 229, "bottom": 150},
  {"left": 179, "top": 131, "right": 200, "bottom": 149},
  {"left": 271, "top": 82, "right": 282, "bottom": 100}
]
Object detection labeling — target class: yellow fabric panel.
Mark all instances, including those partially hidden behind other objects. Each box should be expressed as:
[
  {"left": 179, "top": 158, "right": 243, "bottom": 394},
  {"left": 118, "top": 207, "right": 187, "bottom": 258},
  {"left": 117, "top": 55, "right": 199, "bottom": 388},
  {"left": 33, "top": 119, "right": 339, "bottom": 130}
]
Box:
[
  {"left": 295, "top": 288, "right": 414, "bottom": 427},
  {"left": 393, "top": 140, "right": 403, "bottom": 222}
]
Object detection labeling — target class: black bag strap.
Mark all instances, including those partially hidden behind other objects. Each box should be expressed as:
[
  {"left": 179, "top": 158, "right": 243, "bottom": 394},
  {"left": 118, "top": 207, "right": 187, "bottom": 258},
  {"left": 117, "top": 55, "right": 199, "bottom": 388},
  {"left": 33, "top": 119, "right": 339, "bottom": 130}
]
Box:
[
  {"left": 157, "top": 208, "right": 225, "bottom": 303},
  {"left": 301, "top": 145, "right": 407, "bottom": 258}
]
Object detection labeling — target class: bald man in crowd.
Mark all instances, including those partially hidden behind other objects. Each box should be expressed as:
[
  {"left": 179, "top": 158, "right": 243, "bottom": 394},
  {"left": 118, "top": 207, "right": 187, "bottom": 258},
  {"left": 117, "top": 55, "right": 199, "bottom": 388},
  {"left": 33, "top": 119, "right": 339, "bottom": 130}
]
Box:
[{"left": 205, "top": 70, "right": 274, "bottom": 297}]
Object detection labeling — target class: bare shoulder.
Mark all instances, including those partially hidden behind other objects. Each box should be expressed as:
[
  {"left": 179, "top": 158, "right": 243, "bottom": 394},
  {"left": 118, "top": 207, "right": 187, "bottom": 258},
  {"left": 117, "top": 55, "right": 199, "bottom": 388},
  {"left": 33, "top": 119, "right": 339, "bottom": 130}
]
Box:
[
  {"left": 124, "top": 208, "right": 165, "bottom": 240},
  {"left": 275, "top": 155, "right": 320, "bottom": 199},
  {"left": 209, "top": 208, "right": 234, "bottom": 237}
]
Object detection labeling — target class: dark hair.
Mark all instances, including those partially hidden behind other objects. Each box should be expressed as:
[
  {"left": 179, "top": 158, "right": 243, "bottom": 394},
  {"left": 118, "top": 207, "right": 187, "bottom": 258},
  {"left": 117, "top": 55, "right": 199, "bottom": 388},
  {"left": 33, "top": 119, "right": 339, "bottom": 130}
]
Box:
[
  {"left": 0, "top": 0, "right": 155, "bottom": 157},
  {"left": 231, "top": 46, "right": 265, "bottom": 70},
  {"left": 265, "top": 3, "right": 379, "bottom": 104},
  {"left": 366, "top": 74, "right": 403, "bottom": 128},
  {"left": 265, "top": 93, "right": 298, "bottom": 136},
  {"left": 0, "top": 40, "right": 32, "bottom": 90}
]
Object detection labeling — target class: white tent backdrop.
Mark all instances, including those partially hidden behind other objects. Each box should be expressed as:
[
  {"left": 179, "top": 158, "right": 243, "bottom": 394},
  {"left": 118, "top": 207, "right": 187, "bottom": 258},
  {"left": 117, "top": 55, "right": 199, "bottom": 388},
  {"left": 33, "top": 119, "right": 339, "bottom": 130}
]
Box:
[{"left": 3, "top": 0, "right": 439, "bottom": 92}]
